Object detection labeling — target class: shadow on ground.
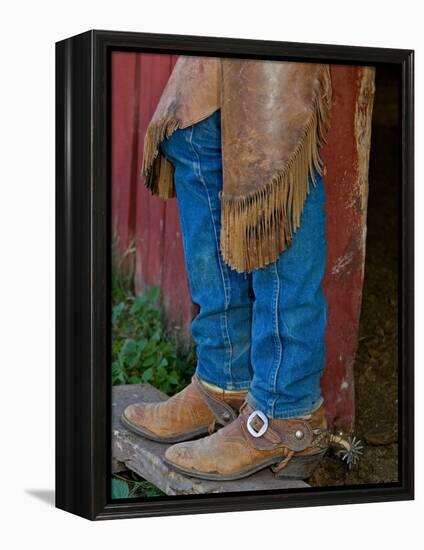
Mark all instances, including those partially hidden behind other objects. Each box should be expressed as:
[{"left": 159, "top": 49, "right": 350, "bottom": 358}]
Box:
[{"left": 25, "top": 489, "right": 55, "bottom": 507}]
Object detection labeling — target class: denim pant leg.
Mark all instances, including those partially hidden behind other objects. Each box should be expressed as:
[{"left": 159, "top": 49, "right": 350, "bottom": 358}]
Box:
[
  {"left": 246, "top": 173, "right": 328, "bottom": 418},
  {"left": 160, "top": 110, "right": 253, "bottom": 390}
]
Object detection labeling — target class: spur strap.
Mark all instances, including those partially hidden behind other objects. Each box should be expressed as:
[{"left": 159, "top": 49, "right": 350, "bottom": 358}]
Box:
[
  {"left": 240, "top": 407, "right": 315, "bottom": 452},
  {"left": 191, "top": 375, "right": 238, "bottom": 427}
]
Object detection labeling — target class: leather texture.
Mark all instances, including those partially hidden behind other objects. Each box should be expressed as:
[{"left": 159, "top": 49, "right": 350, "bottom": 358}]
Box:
[
  {"left": 164, "top": 402, "right": 328, "bottom": 479},
  {"left": 142, "top": 56, "right": 332, "bottom": 272},
  {"left": 220, "top": 59, "right": 328, "bottom": 198},
  {"left": 150, "top": 56, "right": 221, "bottom": 130},
  {"left": 122, "top": 376, "right": 246, "bottom": 442}
]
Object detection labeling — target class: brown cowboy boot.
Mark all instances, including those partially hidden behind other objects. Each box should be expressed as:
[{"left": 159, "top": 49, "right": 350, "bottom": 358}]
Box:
[
  {"left": 164, "top": 402, "right": 329, "bottom": 480},
  {"left": 121, "top": 375, "right": 247, "bottom": 444}
]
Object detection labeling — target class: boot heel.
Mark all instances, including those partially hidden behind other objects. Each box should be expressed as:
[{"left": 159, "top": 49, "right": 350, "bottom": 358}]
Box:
[{"left": 273, "top": 449, "right": 327, "bottom": 480}]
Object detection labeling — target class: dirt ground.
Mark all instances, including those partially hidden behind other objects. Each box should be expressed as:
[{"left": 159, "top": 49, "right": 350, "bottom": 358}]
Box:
[{"left": 309, "top": 119, "right": 399, "bottom": 487}]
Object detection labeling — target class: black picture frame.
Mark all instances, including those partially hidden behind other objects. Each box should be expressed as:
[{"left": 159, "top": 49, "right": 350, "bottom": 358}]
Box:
[{"left": 55, "top": 29, "right": 414, "bottom": 520}]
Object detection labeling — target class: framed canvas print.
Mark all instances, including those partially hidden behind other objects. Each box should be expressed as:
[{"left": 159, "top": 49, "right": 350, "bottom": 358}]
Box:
[{"left": 55, "top": 30, "right": 414, "bottom": 520}]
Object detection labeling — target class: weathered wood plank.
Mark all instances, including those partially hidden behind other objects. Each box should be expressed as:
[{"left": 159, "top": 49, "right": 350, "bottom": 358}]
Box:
[
  {"left": 321, "top": 66, "right": 376, "bottom": 431},
  {"left": 112, "top": 384, "right": 309, "bottom": 495}
]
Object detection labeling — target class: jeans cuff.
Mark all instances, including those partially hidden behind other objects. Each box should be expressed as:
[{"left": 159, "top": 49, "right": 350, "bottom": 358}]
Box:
[
  {"left": 245, "top": 391, "right": 324, "bottom": 419},
  {"left": 195, "top": 367, "right": 251, "bottom": 392}
]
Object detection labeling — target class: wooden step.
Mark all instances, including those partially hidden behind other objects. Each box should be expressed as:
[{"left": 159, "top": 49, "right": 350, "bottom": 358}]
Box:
[{"left": 112, "top": 384, "right": 309, "bottom": 495}]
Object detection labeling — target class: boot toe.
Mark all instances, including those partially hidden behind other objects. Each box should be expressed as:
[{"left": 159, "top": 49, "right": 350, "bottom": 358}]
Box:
[
  {"left": 123, "top": 403, "right": 144, "bottom": 425},
  {"left": 164, "top": 442, "right": 196, "bottom": 469}
]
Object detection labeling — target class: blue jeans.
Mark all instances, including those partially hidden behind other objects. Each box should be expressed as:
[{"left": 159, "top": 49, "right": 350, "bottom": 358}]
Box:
[{"left": 160, "top": 110, "right": 327, "bottom": 419}]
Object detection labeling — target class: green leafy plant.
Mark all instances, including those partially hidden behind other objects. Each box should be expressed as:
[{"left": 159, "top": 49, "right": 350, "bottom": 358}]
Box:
[
  {"left": 111, "top": 478, "right": 130, "bottom": 499},
  {"left": 111, "top": 245, "right": 195, "bottom": 395},
  {"left": 112, "top": 473, "right": 165, "bottom": 498}
]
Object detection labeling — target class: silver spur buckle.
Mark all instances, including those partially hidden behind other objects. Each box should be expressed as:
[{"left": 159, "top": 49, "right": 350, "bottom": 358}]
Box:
[{"left": 246, "top": 410, "right": 269, "bottom": 438}]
